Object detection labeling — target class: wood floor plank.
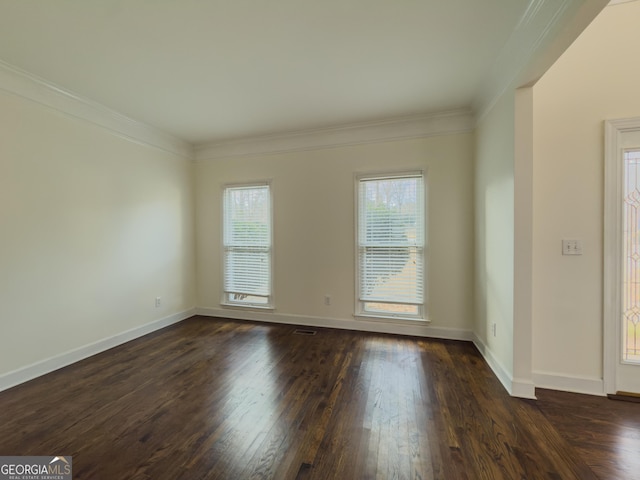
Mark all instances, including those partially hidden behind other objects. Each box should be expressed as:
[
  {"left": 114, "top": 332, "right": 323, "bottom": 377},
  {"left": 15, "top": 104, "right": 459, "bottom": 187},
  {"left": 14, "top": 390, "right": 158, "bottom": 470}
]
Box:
[{"left": 0, "top": 316, "right": 634, "bottom": 479}]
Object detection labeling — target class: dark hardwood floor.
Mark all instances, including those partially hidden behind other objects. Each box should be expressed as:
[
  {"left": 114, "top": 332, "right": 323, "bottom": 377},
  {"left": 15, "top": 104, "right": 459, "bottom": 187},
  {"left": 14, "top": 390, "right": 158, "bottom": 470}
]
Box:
[
  {"left": 535, "top": 388, "right": 640, "bottom": 479},
  {"left": 0, "top": 316, "right": 637, "bottom": 479}
]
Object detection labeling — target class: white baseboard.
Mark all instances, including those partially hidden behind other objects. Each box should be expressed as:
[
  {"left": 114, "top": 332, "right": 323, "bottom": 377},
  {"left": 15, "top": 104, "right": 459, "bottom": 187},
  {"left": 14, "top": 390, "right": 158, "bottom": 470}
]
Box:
[
  {"left": 471, "top": 335, "right": 605, "bottom": 399},
  {"left": 532, "top": 371, "right": 605, "bottom": 397},
  {"left": 201, "top": 308, "right": 541, "bottom": 398},
  {"left": 0, "top": 308, "right": 196, "bottom": 393},
  {"left": 511, "top": 378, "right": 537, "bottom": 399},
  {"left": 472, "top": 333, "right": 536, "bottom": 399},
  {"left": 195, "top": 307, "right": 473, "bottom": 341},
  {"left": 2, "top": 307, "right": 603, "bottom": 399}
]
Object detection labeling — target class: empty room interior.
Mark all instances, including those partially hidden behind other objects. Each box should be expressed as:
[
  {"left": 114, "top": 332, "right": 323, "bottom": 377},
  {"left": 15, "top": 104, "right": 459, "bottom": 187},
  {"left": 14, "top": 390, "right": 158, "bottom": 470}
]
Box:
[{"left": 2, "top": 0, "right": 640, "bottom": 478}]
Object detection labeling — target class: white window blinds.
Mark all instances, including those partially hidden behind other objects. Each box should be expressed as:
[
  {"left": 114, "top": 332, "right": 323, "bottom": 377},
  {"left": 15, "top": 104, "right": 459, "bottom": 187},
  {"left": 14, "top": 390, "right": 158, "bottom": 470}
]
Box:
[
  {"left": 223, "top": 184, "right": 272, "bottom": 307},
  {"left": 357, "top": 173, "right": 425, "bottom": 318}
]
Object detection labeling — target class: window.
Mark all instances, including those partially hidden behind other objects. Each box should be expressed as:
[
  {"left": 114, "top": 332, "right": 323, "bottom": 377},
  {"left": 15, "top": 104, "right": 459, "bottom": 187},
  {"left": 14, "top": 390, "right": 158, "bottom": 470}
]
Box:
[
  {"left": 223, "top": 183, "right": 272, "bottom": 308},
  {"left": 356, "top": 172, "right": 425, "bottom": 320}
]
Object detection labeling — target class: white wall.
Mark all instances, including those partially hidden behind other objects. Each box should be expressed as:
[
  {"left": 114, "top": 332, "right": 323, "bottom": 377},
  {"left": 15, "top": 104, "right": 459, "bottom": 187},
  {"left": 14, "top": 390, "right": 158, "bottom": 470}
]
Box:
[
  {"left": 533, "top": 1, "right": 640, "bottom": 393},
  {"left": 513, "top": 87, "right": 534, "bottom": 394},
  {"left": 196, "top": 134, "right": 474, "bottom": 337},
  {"left": 0, "top": 89, "right": 196, "bottom": 381},
  {"left": 474, "top": 92, "right": 516, "bottom": 386}
]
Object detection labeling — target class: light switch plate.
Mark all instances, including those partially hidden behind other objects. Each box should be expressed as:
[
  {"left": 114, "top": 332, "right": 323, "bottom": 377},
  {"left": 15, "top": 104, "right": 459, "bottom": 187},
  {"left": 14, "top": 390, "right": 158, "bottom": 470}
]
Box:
[{"left": 562, "top": 239, "right": 583, "bottom": 255}]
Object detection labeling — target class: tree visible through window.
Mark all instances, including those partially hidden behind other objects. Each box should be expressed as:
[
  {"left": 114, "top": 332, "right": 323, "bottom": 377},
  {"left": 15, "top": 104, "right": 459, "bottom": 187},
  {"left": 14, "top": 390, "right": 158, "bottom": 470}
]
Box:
[
  {"left": 357, "top": 173, "right": 425, "bottom": 319},
  {"left": 223, "top": 183, "right": 272, "bottom": 307}
]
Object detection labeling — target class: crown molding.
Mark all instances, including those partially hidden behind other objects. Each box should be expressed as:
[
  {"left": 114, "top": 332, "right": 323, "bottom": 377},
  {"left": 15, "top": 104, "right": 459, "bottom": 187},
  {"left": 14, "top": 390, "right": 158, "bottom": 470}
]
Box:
[
  {"left": 474, "top": 0, "right": 571, "bottom": 121},
  {"left": 195, "top": 109, "right": 474, "bottom": 161},
  {"left": 474, "top": 0, "right": 608, "bottom": 122},
  {"left": 0, "top": 59, "right": 193, "bottom": 158}
]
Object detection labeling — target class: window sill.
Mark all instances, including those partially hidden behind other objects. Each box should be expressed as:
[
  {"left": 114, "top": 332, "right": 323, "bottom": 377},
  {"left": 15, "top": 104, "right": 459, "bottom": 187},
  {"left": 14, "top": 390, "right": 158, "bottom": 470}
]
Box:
[
  {"left": 221, "top": 303, "right": 275, "bottom": 312},
  {"left": 353, "top": 314, "right": 429, "bottom": 325}
]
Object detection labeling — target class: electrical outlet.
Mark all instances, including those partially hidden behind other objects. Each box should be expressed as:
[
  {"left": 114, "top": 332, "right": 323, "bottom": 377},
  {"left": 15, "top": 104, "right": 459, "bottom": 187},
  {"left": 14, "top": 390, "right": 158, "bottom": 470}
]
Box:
[
  {"left": 324, "top": 295, "right": 331, "bottom": 306},
  {"left": 491, "top": 323, "right": 497, "bottom": 337},
  {"left": 155, "top": 297, "right": 162, "bottom": 308}
]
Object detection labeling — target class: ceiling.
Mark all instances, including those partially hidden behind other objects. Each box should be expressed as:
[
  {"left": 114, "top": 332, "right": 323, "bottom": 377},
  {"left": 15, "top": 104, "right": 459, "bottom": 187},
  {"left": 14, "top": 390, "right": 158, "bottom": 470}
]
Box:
[{"left": 0, "top": 0, "right": 609, "bottom": 146}]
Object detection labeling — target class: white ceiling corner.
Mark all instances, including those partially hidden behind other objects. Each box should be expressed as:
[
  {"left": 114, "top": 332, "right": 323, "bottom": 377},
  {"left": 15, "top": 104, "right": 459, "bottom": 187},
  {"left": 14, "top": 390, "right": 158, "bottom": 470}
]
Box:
[
  {"left": 0, "top": 0, "right": 609, "bottom": 153},
  {"left": 0, "top": 59, "right": 193, "bottom": 158},
  {"left": 473, "top": 0, "right": 572, "bottom": 119},
  {"left": 474, "top": 0, "right": 610, "bottom": 120}
]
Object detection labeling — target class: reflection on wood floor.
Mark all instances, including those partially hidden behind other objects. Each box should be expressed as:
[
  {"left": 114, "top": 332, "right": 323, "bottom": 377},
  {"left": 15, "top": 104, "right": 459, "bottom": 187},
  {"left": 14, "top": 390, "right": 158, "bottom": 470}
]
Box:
[{"left": 0, "top": 316, "right": 638, "bottom": 479}]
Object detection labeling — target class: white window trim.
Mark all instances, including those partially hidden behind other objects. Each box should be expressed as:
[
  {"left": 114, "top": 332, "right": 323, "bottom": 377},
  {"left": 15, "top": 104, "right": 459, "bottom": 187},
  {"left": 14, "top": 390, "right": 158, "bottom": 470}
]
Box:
[
  {"left": 221, "top": 181, "right": 274, "bottom": 310},
  {"left": 604, "top": 117, "right": 640, "bottom": 394},
  {"left": 354, "top": 170, "right": 428, "bottom": 322}
]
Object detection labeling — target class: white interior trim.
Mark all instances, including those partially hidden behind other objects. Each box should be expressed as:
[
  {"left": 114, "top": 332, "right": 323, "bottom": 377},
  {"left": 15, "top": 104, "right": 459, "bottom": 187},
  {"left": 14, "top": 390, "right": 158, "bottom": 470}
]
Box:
[
  {"left": 200, "top": 309, "right": 539, "bottom": 398},
  {"left": 532, "top": 371, "right": 605, "bottom": 396},
  {"left": 608, "top": 0, "right": 638, "bottom": 6},
  {"left": 195, "top": 109, "right": 474, "bottom": 161},
  {"left": 0, "top": 59, "right": 193, "bottom": 158},
  {"left": 604, "top": 118, "right": 622, "bottom": 395},
  {"left": 473, "top": 333, "right": 536, "bottom": 399},
  {"left": 475, "top": 0, "right": 575, "bottom": 121},
  {"left": 473, "top": 334, "right": 515, "bottom": 397},
  {"left": 197, "top": 307, "right": 473, "bottom": 341},
  {"left": 511, "top": 378, "right": 537, "bottom": 399},
  {"left": 603, "top": 116, "right": 640, "bottom": 394},
  {"left": 0, "top": 309, "right": 196, "bottom": 393}
]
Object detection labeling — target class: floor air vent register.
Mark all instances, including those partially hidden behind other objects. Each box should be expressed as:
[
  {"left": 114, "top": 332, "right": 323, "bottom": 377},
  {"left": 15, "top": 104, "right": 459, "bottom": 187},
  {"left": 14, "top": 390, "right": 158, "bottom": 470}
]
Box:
[{"left": 293, "top": 329, "right": 317, "bottom": 336}]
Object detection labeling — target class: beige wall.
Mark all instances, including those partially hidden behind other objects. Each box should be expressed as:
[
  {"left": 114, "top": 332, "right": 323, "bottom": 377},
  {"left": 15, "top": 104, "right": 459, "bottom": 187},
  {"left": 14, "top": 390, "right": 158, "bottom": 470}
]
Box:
[
  {"left": 533, "top": 1, "right": 640, "bottom": 385},
  {"left": 196, "top": 134, "right": 474, "bottom": 334},
  {"left": 0, "top": 90, "right": 196, "bottom": 377}
]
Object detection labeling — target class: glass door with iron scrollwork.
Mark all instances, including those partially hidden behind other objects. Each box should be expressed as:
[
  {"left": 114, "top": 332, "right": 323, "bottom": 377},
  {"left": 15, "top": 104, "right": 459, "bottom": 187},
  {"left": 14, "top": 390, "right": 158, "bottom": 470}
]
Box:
[{"left": 619, "top": 148, "right": 640, "bottom": 394}]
